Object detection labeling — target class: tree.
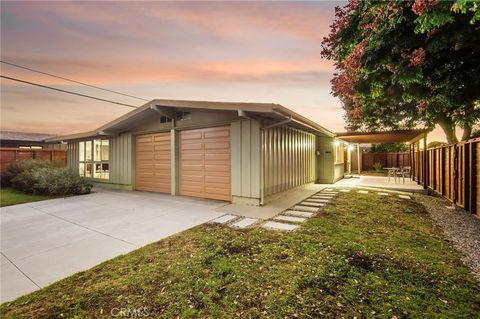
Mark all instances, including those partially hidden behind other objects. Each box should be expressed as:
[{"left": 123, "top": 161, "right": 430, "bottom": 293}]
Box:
[
  {"left": 370, "top": 143, "right": 409, "bottom": 153},
  {"left": 321, "top": 0, "right": 480, "bottom": 143}
]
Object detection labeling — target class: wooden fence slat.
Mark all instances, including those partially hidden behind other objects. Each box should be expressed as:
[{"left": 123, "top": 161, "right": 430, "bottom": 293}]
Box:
[
  {"left": 411, "top": 138, "right": 479, "bottom": 217},
  {"left": 0, "top": 148, "right": 67, "bottom": 172}
]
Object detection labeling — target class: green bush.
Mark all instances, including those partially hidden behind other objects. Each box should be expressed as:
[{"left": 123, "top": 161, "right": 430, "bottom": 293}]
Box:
[
  {"left": 6, "top": 160, "right": 92, "bottom": 196},
  {"left": 373, "top": 162, "right": 382, "bottom": 172},
  {"left": 1, "top": 160, "right": 53, "bottom": 187}
]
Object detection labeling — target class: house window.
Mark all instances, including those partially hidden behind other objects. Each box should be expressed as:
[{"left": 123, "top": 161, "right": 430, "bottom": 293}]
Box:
[
  {"left": 160, "top": 116, "right": 172, "bottom": 124},
  {"left": 178, "top": 111, "right": 191, "bottom": 121},
  {"left": 78, "top": 139, "right": 109, "bottom": 179}
]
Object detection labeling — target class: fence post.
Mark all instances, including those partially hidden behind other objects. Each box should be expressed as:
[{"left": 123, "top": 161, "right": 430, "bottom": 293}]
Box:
[
  {"left": 453, "top": 144, "right": 458, "bottom": 208},
  {"left": 423, "top": 134, "right": 427, "bottom": 189}
]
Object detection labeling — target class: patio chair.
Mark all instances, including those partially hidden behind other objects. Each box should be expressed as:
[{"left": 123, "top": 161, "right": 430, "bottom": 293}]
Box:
[
  {"left": 396, "top": 166, "right": 411, "bottom": 183},
  {"left": 387, "top": 167, "right": 397, "bottom": 183}
]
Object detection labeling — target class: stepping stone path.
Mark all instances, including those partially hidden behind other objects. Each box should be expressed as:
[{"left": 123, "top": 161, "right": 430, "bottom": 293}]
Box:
[
  {"left": 377, "top": 192, "right": 390, "bottom": 196},
  {"left": 211, "top": 214, "right": 238, "bottom": 224},
  {"left": 292, "top": 205, "right": 319, "bottom": 212},
  {"left": 339, "top": 189, "right": 350, "bottom": 192},
  {"left": 231, "top": 217, "right": 258, "bottom": 229},
  {"left": 358, "top": 190, "right": 368, "bottom": 194},
  {"left": 446, "top": 206, "right": 455, "bottom": 210},
  {"left": 262, "top": 189, "right": 340, "bottom": 232},
  {"left": 262, "top": 221, "right": 298, "bottom": 231},
  {"left": 275, "top": 215, "right": 306, "bottom": 223},
  {"left": 283, "top": 210, "right": 314, "bottom": 218},
  {"left": 398, "top": 195, "right": 411, "bottom": 200}
]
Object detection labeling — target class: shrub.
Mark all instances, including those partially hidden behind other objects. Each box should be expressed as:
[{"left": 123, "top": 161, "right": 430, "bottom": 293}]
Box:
[
  {"left": 9, "top": 163, "right": 92, "bottom": 196},
  {"left": 373, "top": 162, "right": 382, "bottom": 172},
  {"left": 1, "top": 160, "right": 53, "bottom": 187}
]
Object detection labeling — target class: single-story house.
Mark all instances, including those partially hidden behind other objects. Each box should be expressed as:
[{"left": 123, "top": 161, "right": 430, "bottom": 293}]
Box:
[
  {"left": 0, "top": 131, "right": 65, "bottom": 149},
  {"left": 46, "top": 99, "right": 353, "bottom": 205}
]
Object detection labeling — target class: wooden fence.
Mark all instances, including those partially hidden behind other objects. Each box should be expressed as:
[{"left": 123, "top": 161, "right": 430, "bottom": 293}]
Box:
[
  {"left": 411, "top": 137, "right": 479, "bottom": 217},
  {"left": 0, "top": 148, "right": 67, "bottom": 172},
  {"left": 352, "top": 152, "right": 411, "bottom": 171}
]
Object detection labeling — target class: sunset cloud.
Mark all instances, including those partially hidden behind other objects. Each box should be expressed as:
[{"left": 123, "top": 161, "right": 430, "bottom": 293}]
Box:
[{"left": 5, "top": 1, "right": 416, "bottom": 139}]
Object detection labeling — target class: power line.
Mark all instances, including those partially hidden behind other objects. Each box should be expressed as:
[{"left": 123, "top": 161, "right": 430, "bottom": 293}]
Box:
[
  {"left": 1, "top": 75, "right": 139, "bottom": 109},
  {"left": 0, "top": 60, "right": 149, "bottom": 102}
]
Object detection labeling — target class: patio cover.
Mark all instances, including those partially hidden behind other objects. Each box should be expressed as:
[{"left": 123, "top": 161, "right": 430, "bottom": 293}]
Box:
[
  {"left": 336, "top": 129, "right": 429, "bottom": 144},
  {"left": 335, "top": 129, "right": 430, "bottom": 183}
]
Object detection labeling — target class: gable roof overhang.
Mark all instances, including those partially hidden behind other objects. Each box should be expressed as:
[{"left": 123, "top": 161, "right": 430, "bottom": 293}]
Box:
[
  {"left": 45, "top": 99, "right": 335, "bottom": 142},
  {"left": 335, "top": 129, "right": 430, "bottom": 144}
]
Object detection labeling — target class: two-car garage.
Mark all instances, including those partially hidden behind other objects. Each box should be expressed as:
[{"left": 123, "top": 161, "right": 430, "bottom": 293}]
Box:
[{"left": 135, "top": 126, "right": 231, "bottom": 201}]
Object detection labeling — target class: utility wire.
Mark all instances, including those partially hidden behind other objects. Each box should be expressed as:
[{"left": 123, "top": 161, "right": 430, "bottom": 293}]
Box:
[
  {"left": 1, "top": 75, "right": 139, "bottom": 109},
  {"left": 0, "top": 60, "right": 149, "bottom": 102}
]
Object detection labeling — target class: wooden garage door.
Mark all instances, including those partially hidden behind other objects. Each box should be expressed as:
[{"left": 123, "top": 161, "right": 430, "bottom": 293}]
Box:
[
  {"left": 135, "top": 132, "right": 171, "bottom": 193},
  {"left": 179, "top": 126, "right": 231, "bottom": 201}
]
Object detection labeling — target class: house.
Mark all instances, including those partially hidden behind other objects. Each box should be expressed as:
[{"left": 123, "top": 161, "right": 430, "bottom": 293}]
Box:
[
  {"left": 46, "top": 99, "right": 352, "bottom": 205},
  {"left": 0, "top": 131, "right": 65, "bottom": 149}
]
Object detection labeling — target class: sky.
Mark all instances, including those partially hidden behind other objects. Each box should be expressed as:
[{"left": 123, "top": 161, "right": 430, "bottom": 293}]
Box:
[{"left": 1, "top": 1, "right": 447, "bottom": 141}]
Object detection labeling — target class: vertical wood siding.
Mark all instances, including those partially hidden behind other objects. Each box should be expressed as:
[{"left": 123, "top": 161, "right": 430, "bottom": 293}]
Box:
[
  {"left": 67, "top": 142, "right": 79, "bottom": 171},
  {"left": 231, "top": 120, "right": 261, "bottom": 200},
  {"left": 109, "top": 134, "right": 132, "bottom": 185},
  {"left": 262, "top": 126, "right": 316, "bottom": 197}
]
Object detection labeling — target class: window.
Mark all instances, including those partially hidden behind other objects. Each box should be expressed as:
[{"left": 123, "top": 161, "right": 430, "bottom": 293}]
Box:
[
  {"left": 160, "top": 116, "right": 172, "bottom": 123},
  {"left": 79, "top": 139, "right": 109, "bottom": 179},
  {"left": 178, "top": 111, "right": 191, "bottom": 121}
]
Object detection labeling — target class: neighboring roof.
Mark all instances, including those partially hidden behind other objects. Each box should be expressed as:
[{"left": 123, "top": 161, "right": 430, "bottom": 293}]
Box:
[
  {"left": 336, "top": 129, "right": 429, "bottom": 144},
  {"left": 0, "top": 131, "right": 56, "bottom": 142},
  {"left": 46, "top": 99, "right": 336, "bottom": 142}
]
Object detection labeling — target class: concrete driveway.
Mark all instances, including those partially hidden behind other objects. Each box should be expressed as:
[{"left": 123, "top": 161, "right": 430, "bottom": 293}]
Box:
[{"left": 0, "top": 189, "right": 225, "bottom": 303}]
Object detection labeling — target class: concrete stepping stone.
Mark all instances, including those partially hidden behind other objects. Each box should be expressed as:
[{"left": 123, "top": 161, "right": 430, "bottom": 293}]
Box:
[
  {"left": 292, "top": 205, "right": 319, "bottom": 212},
  {"left": 339, "top": 189, "right": 350, "bottom": 192},
  {"left": 275, "top": 215, "right": 306, "bottom": 223},
  {"left": 283, "top": 210, "right": 314, "bottom": 218},
  {"left": 316, "top": 193, "right": 336, "bottom": 196},
  {"left": 300, "top": 201, "right": 325, "bottom": 208},
  {"left": 377, "top": 192, "right": 389, "bottom": 196},
  {"left": 324, "top": 188, "right": 334, "bottom": 191},
  {"left": 262, "top": 221, "right": 298, "bottom": 231},
  {"left": 312, "top": 195, "right": 334, "bottom": 200},
  {"left": 398, "top": 195, "right": 411, "bottom": 200},
  {"left": 358, "top": 190, "right": 368, "bottom": 194},
  {"left": 211, "top": 214, "right": 238, "bottom": 224},
  {"left": 306, "top": 198, "right": 329, "bottom": 203},
  {"left": 445, "top": 205, "right": 455, "bottom": 210},
  {"left": 231, "top": 217, "right": 258, "bottom": 229}
]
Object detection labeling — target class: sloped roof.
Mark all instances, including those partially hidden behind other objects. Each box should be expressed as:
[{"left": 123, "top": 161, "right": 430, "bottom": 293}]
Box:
[
  {"left": 46, "top": 99, "right": 336, "bottom": 142},
  {"left": 0, "top": 131, "right": 56, "bottom": 142},
  {"left": 336, "top": 129, "right": 429, "bottom": 144}
]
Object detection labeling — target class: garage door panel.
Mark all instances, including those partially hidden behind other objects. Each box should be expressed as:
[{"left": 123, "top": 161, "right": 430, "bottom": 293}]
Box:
[
  {"left": 154, "top": 135, "right": 170, "bottom": 142},
  {"left": 179, "top": 126, "right": 231, "bottom": 201},
  {"left": 205, "top": 175, "right": 230, "bottom": 183},
  {"left": 180, "top": 131, "right": 202, "bottom": 140},
  {"left": 136, "top": 132, "right": 171, "bottom": 193},
  {"left": 205, "top": 164, "right": 230, "bottom": 172},
  {"left": 204, "top": 142, "right": 230, "bottom": 150}
]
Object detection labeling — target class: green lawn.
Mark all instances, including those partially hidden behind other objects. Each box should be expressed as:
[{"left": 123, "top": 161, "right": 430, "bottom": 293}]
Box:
[
  {"left": 0, "top": 188, "right": 54, "bottom": 207},
  {"left": 1, "top": 192, "right": 479, "bottom": 318}
]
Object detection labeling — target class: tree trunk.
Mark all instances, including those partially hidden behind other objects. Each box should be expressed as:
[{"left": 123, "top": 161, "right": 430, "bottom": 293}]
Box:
[
  {"left": 438, "top": 119, "right": 458, "bottom": 144},
  {"left": 461, "top": 124, "right": 472, "bottom": 141}
]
